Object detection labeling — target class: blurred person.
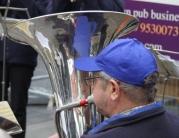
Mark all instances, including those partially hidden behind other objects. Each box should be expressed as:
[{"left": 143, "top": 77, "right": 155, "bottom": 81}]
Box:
[
  {"left": 0, "top": 0, "right": 51, "bottom": 138},
  {"left": 51, "top": 0, "right": 124, "bottom": 13}
]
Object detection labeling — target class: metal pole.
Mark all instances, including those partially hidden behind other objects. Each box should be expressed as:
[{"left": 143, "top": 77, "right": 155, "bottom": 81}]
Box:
[
  {"left": 162, "top": 76, "right": 169, "bottom": 104},
  {"left": 25, "top": 8, "right": 31, "bottom": 19},
  {"left": 3, "top": 0, "right": 10, "bottom": 20},
  {"left": 0, "top": 11, "right": 8, "bottom": 101},
  {"left": 0, "top": 1, "right": 9, "bottom": 101},
  {"left": 1, "top": 35, "right": 6, "bottom": 101},
  {"left": 0, "top": 7, "right": 31, "bottom": 12},
  {"left": 147, "top": 48, "right": 179, "bottom": 55}
]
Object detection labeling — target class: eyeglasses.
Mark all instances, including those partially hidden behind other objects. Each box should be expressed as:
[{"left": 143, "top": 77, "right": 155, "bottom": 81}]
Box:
[{"left": 84, "top": 77, "right": 102, "bottom": 86}]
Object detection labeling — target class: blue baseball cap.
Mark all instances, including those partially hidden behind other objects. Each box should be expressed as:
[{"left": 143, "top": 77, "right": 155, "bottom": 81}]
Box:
[{"left": 74, "top": 38, "right": 158, "bottom": 87}]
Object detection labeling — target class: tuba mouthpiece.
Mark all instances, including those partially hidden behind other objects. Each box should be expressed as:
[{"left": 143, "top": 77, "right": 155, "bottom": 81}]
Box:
[
  {"left": 79, "top": 95, "right": 94, "bottom": 106},
  {"left": 87, "top": 94, "right": 94, "bottom": 104}
]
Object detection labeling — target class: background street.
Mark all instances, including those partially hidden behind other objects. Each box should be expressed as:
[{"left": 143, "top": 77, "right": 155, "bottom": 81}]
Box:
[{"left": 26, "top": 55, "right": 56, "bottom": 138}]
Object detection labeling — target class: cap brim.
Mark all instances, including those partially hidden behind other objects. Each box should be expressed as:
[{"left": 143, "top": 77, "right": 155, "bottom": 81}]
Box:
[{"left": 74, "top": 57, "right": 102, "bottom": 72}]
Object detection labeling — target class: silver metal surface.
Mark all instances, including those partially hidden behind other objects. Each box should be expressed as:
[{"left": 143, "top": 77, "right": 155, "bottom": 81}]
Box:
[{"left": 7, "top": 11, "right": 139, "bottom": 138}]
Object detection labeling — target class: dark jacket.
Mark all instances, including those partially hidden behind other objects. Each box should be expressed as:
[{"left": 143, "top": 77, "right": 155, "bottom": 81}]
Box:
[
  {"left": 52, "top": 0, "right": 124, "bottom": 13},
  {"left": 81, "top": 102, "right": 179, "bottom": 138},
  {"left": 0, "top": 0, "right": 50, "bottom": 67}
]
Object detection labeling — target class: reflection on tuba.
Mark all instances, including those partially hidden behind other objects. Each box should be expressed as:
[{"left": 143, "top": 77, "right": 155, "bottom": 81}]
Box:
[{"left": 7, "top": 11, "right": 139, "bottom": 138}]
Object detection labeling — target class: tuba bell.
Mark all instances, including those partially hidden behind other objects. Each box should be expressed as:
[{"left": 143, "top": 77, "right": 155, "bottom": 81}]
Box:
[{"left": 7, "top": 11, "right": 139, "bottom": 138}]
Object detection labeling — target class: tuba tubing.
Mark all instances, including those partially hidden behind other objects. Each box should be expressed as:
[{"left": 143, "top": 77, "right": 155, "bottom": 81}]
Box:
[{"left": 55, "top": 94, "right": 94, "bottom": 138}]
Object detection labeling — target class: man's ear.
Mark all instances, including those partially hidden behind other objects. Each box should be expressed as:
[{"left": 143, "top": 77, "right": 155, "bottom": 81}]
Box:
[{"left": 109, "top": 79, "right": 120, "bottom": 101}]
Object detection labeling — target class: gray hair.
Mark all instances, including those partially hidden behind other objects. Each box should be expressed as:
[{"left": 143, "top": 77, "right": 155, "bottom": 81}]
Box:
[{"left": 98, "top": 71, "right": 159, "bottom": 103}]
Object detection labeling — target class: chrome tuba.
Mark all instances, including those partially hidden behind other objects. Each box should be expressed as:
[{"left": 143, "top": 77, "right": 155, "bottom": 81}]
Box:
[{"left": 7, "top": 11, "right": 139, "bottom": 138}]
